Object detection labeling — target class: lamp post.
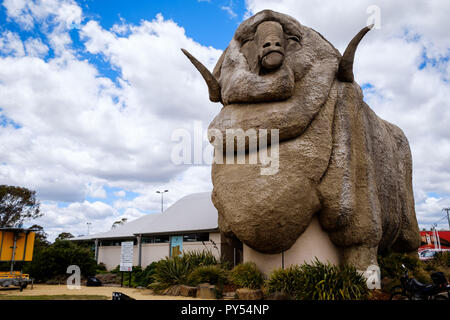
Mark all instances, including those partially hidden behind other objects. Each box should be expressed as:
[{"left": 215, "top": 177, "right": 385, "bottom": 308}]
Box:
[
  {"left": 443, "top": 208, "right": 450, "bottom": 229},
  {"left": 156, "top": 190, "right": 168, "bottom": 212},
  {"left": 86, "top": 222, "right": 92, "bottom": 235}
]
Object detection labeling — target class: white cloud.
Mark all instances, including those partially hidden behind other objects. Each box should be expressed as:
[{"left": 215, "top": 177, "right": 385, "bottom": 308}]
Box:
[
  {"left": 114, "top": 190, "right": 126, "bottom": 198},
  {"left": 246, "top": 0, "right": 450, "bottom": 54},
  {"left": 24, "top": 37, "right": 49, "bottom": 57},
  {"left": 221, "top": 6, "right": 237, "bottom": 18},
  {"left": 87, "top": 183, "right": 107, "bottom": 199},
  {"left": 35, "top": 200, "right": 119, "bottom": 239},
  {"left": 0, "top": 31, "right": 25, "bottom": 57},
  {"left": 113, "top": 166, "right": 213, "bottom": 213},
  {"left": 0, "top": 2, "right": 219, "bottom": 239},
  {"left": 2, "top": 0, "right": 82, "bottom": 30},
  {"left": 415, "top": 196, "right": 450, "bottom": 230}
]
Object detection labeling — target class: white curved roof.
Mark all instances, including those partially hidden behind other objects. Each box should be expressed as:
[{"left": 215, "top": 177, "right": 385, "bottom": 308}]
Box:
[
  {"left": 73, "top": 192, "right": 218, "bottom": 240},
  {"left": 134, "top": 192, "right": 218, "bottom": 235}
]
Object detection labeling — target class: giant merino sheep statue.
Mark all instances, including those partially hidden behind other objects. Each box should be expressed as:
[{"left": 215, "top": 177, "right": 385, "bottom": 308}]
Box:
[{"left": 182, "top": 10, "right": 421, "bottom": 272}]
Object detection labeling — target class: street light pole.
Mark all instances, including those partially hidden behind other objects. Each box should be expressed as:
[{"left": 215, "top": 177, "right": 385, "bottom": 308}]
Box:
[
  {"left": 86, "top": 222, "right": 92, "bottom": 235},
  {"left": 156, "top": 190, "right": 169, "bottom": 212},
  {"left": 443, "top": 208, "right": 450, "bottom": 229}
]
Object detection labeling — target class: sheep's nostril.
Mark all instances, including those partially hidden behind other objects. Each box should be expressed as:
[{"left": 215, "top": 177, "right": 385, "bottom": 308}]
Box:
[
  {"left": 275, "top": 42, "right": 281, "bottom": 47},
  {"left": 263, "top": 42, "right": 271, "bottom": 48}
]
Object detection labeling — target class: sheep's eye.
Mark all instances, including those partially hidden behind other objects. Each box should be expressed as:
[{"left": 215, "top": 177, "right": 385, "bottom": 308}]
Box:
[
  {"left": 242, "top": 37, "right": 254, "bottom": 45},
  {"left": 287, "top": 35, "right": 300, "bottom": 43}
]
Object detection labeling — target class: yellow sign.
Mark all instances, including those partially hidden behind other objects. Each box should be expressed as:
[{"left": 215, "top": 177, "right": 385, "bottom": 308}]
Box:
[{"left": 0, "top": 231, "right": 35, "bottom": 262}]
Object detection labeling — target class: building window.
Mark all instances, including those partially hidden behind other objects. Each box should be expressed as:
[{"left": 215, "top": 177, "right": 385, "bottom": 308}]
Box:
[
  {"left": 140, "top": 234, "right": 209, "bottom": 244},
  {"left": 183, "top": 233, "right": 209, "bottom": 242},
  {"left": 197, "top": 233, "right": 209, "bottom": 242},
  {"left": 100, "top": 240, "right": 121, "bottom": 246},
  {"left": 100, "top": 240, "right": 134, "bottom": 246},
  {"left": 154, "top": 235, "right": 170, "bottom": 243},
  {"left": 183, "top": 234, "right": 196, "bottom": 242},
  {"left": 142, "top": 236, "right": 154, "bottom": 244}
]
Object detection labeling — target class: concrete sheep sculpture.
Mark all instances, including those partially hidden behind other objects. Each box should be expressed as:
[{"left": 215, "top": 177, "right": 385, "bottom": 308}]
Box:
[{"left": 182, "top": 9, "right": 420, "bottom": 271}]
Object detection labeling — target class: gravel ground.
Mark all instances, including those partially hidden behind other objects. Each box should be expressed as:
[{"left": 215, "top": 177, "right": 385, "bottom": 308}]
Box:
[{"left": 0, "top": 284, "right": 203, "bottom": 300}]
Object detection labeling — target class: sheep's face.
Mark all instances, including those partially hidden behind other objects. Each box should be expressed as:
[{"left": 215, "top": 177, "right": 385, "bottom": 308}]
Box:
[{"left": 210, "top": 10, "right": 341, "bottom": 145}]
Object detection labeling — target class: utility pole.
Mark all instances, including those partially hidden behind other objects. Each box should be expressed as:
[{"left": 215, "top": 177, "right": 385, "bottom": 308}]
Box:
[
  {"left": 443, "top": 208, "right": 450, "bottom": 229},
  {"left": 156, "top": 190, "right": 169, "bottom": 212}
]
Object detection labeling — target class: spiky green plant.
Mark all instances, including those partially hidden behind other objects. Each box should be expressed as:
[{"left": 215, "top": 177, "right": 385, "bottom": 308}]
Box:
[
  {"left": 298, "top": 259, "right": 369, "bottom": 300},
  {"left": 187, "top": 265, "right": 228, "bottom": 286},
  {"left": 229, "top": 262, "right": 265, "bottom": 289},
  {"left": 181, "top": 250, "right": 218, "bottom": 269},
  {"left": 148, "top": 250, "right": 219, "bottom": 292},
  {"left": 149, "top": 256, "right": 190, "bottom": 292},
  {"left": 265, "top": 259, "right": 369, "bottom": 300},
  {"left": 265, "top": 265, "right": 303, "bottom": 298}
]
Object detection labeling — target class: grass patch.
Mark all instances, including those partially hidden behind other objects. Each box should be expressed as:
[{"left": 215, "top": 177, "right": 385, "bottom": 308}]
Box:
[{"left": 0, "top": 294, "right": 109, "bottom": 300}]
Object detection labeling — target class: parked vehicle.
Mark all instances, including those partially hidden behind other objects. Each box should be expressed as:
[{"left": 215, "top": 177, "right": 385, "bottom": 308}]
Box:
[
  {"left": 86, "top": 276, "right": 102, "bottom": 287},
  {"left": 0, "top": 228, "right": 36, "bottom": 292},
  {"left": 390, "top": 265, "right": 449, "bottom": 300},
  {"left": 0, "top": 271, "right": 32, "bottom": 291},
  {"left": 418, "top": 248, "right": 450, "bottom": 261}
]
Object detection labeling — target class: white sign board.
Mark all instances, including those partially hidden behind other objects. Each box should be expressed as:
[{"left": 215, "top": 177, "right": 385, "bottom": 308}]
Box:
[{"left": 120, "top": 241, "right": 134, "bottom": 272}]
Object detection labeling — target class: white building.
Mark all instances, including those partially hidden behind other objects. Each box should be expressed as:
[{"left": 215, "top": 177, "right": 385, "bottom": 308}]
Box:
[
  {"left": 74, "top": 191, "right": 342, "bottom": 275},
  {"left": 73, "top": 192, "right": 239, "bottom": 270}
]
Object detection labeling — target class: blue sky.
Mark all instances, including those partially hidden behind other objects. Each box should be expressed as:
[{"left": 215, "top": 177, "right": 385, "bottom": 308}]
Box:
[
  {"left": 0, "top": 0, "right": 252, "bottom": 235},
  {"left": 0, "top": 0, "right": 449, "bottom": 239},
  {"left": 80, "top": 0, "right": 247, "bottom": 50}
]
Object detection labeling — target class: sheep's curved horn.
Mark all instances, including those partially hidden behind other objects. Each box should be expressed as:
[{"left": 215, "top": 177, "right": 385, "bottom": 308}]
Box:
[
  {"left": 337, "top": 24, "right": 374, "bottom": 83},
  {"left": 181, "top": 49, "right": 222, "bottom": 103}
]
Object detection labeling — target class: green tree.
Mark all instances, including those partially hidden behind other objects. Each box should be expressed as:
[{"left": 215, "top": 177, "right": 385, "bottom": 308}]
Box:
[
  {"left": 29, "top": 224, "right": 50, "bottom": 248},
  {"left": 24, "top": 240, "right": 97, "bottom": 281},
  {"left": 112, "top": 217, "right": 127, "bottom": 229},
  {"left": 55, "top": 232, "right": 75, "bottom": 241},
  {"left": 0, "top": 185, "right": 41, "bottom": 227}
]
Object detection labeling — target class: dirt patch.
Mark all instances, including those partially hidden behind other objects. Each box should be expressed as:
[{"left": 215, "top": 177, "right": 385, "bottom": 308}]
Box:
[
  {"left": 0, "top": 284, "right": 206, "bottom": 300},
  {"left": 0, "top": 294, "right": 109, "bottom": 300},
  {"left": 368, "top": 290, "right": 390, "bottom": 300},
  {"left": 95, "top": 273, "right": 121, "bottom": 285}
]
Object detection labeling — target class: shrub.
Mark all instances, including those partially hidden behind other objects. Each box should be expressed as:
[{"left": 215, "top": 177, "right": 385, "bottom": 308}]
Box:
[
  {"left": 96, "top": 263, "right": 107, "bottom": 274},
  {"left": 110, "top": 265, "right": 121, "bottom": 274},
  {"left": 294, "top": 259, "right": 369, "bottom": 300},
  {"left": 431, "top": 251, "right": 450, "bottom": 269},
  {"left": 23, "top": 240, "right": 97, "bottom": 282},
  {"left": 378, "top": 251, "right": 420, "bottom": 279},
  {"left": 419, "top": 252, "right": 450, "bottom": 283},
  {"left": 229, "top": 262, "right": 265, "bottom": 289},
  {"left": 412, "top": 267, "right": 432, "bottom": 284},
  {"left": 181, "top": 250, "right": 218, "bottom": 269},
  {"left": 220, "top": 260, "right": 233, "bottom": 271},
  {"left": 133, "top": 262, "right": 157, "bottom": 287},
  {"left": 149, "top": 256, "right": 191, "bottom": 292},
  {"left": 148, "top": 250, "right": 221, "bottom": 292},
  {"left": 265, "top": 265, "right": 303, "bottom": 298},
  {"left": 187, "top": 265, "right": 228, "bottom": 286}
]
